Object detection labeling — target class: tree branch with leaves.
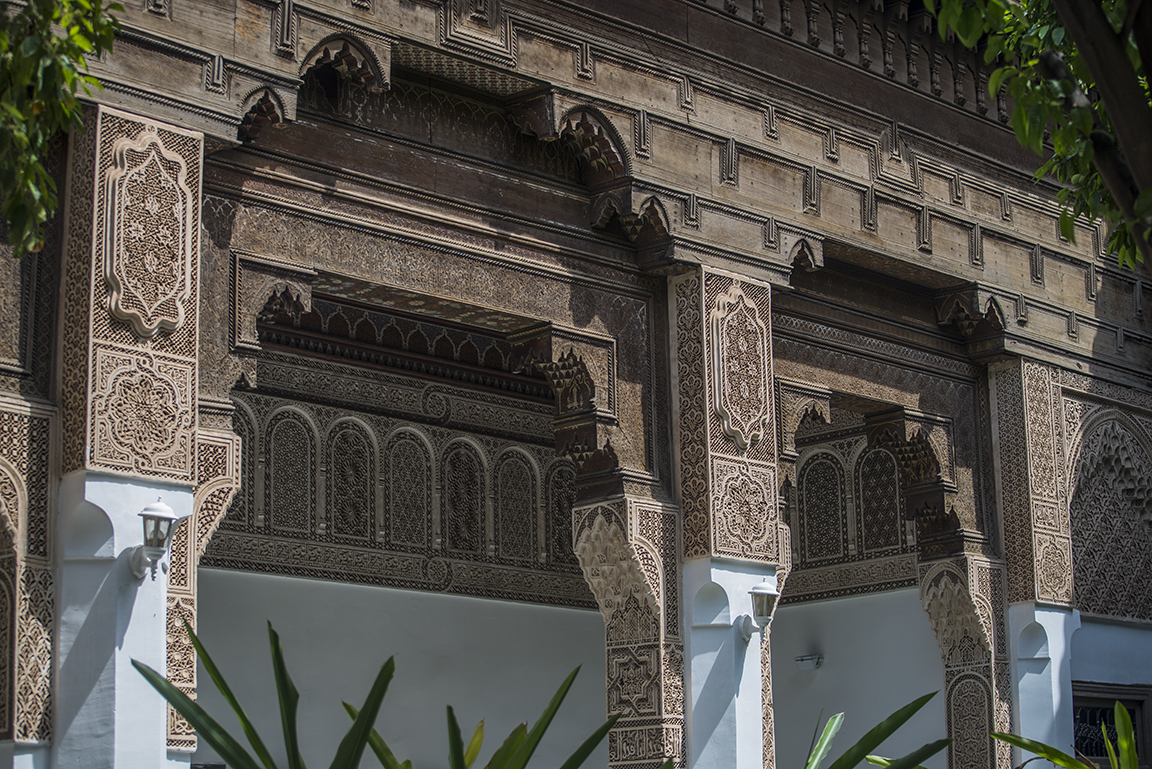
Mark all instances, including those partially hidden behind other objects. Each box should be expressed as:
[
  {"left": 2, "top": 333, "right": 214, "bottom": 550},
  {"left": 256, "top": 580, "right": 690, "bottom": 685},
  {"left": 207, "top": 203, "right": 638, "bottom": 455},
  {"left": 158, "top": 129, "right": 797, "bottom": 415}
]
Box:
[
  {"left": 930, "top": 0, "right": 1152, "bottom": 269},
  {"left": 0, "top": 0, "right": 120, "bottom": 258}
]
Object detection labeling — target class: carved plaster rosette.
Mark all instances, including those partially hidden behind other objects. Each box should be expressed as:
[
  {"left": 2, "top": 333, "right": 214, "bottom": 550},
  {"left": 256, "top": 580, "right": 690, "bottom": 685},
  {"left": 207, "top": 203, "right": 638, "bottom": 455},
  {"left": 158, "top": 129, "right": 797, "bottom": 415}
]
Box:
[
  {"left": 104, "top": 125, "right": 196, "bottom": 339},
  {"left": 90, "top": 347, "right": 195, "bottom": 476},
  {"left": 712, "top": 460, "right": 777, "bottom": 559},
  {"left": 710, "top": 285, "right": 770, "bottom": 452}
]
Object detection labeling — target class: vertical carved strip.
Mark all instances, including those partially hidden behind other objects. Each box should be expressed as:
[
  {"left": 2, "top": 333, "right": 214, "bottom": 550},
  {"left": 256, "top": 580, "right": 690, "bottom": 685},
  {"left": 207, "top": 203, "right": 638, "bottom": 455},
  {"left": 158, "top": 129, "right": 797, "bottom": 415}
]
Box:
[
  {"left": 166, "top": 429, "right": 241, "bottom": 749},
  {"left": 761, "top": 633, "right": 775, "bottom": 769},
  {"left": 574, "top": 501, "right": 682, "bottom": 769},
  {"left": 675, "top": 273, "right": 709, "bottom": 560}
]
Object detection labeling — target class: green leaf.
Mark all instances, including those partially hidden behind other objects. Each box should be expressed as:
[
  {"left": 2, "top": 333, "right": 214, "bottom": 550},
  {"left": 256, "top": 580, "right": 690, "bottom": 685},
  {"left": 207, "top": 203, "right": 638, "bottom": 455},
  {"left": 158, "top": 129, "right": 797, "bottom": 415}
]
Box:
[
  {"left": 19, "top": 34, "right": 40, "bottom": 57},
  {"left": 827, "top": 692, "right": 939, "bottom": 769},
  {"left": 448, "top": 706, "right": 468, "bottom": 769},
  {"left": 1103, "top": 722, "right": 1120, "bottom": 769},
  {"left": 132, "top": 659, "right": 264, "bottom": 769},
  {"left": 329, "top": 657, "right": 396, "bottom": 769},
  {"left": 988, "top": 66, "right": 1015, "bottom": 97},
  {"left": 465, "top": 721, "right": 485, "bottom": 769},
  {"left": 268, "top": 623, "right": 306, "bottom": 769},
  {"left": 991, "top": 732, "right": 1093, "bottom": 769},
  {"left": 1059, "top": 210, "right": 1077, "bottom": 243},
  {"left": 805, "top": 713, "right": 844, "bottom": 769},
  {"left": 181, "top": 619, "right": 279, "bottom": 769},
  {"left": 555, "top": 713, "right": 621, "bottom": 769},
  {"left": 880, "top": 739, "right": 952, "bottom": 769},
  {"left": 342, "top": 702, "right": 402, "bottom": 769},
  {"left": 1114, "top": 702, "right": 1137, "bottom": 769},
  {"left": 502, "top": 668, "right": 581, "bottom": 769},
  {"left": 865, "top": 756, "right": 926, "bottom": 769},
  {"left": 484, "top": 723, "right": 527, "bottom": 769}
]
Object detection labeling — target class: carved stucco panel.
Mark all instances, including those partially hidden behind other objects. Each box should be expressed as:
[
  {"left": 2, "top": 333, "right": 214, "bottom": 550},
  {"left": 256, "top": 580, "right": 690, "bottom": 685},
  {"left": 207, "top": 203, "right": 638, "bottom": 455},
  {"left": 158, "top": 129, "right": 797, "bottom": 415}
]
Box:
[
  {"left": 710, "top": 284, "right": 770, "bottom": 452},
  {"left": 711, "top": 459, "right": 777, "bottom": 561},
  {"left": 103, "top": 125, "right": 196, "bottom": 339},
  {"left": 166, "top": 429, "right": 242, "bottom": 749},
  {"left": 1069, "top": 416, "right": 1152, "bottom": 621},
  {"left": 90, "top": 346, "right": 195, "bottom": 477}
]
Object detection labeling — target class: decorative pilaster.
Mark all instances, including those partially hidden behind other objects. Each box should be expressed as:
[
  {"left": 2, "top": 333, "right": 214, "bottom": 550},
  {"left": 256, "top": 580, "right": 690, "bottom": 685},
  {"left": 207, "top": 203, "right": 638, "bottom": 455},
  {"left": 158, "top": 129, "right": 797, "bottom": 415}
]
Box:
[
  {"left": 60, "top": 105, "right": 203, "bottom": 482},
  {"left": 919, "top": 559, "right": 1012, "bottom": 769},
  {"left": 674, "top": 269, "right": 783, "bottom": 565},
  {"left": 672, "top": 267, "right": 784, "bottom": 769},
  {"left": 573, "top": 499, "right": 682, "bottom": 769},
  {"left": 58, "top": 104, "right": 205, "bottom": 761},
  {"left": 988, "top": 359, "right": 1071, "bottom": 607},
  {"left": 165, "top": 425, "right": 241, "bottom": 750},
  {"left": 0, "top": 403, "right": 55, "bottom": 744}
]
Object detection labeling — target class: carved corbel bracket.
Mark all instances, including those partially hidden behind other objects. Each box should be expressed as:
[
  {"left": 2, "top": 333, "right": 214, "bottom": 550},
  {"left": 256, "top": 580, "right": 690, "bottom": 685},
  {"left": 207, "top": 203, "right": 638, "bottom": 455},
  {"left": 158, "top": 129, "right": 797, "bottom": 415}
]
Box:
[
  {"left": 231, "top": 249, "right": 316, "bottom": 353},
  {"left": 536, "top": 347, "right": 621, "bottom": 501},
  {"left": 935, "top": 284, "right": 1006, "bottom": 339},
  {"left": 627, "top": 198, "right": 674, "bottom": 271},
  {"left": 778, "top": 226, "right": 824, "bottom": 277},
  {"left": 560, "top": 108, "right": 631, "bottom": 193},
  {"left": 776, "top": 377, "right": 833, "bottom": 466},
  {"left": 506, "top": 86, "right": 558, "bottom": 141},
  {"left": 238, "top": 87, "right": 290, "bottom": 142},
  {"left": 300, "top": 33, "right": 390, "bottom": 93}
]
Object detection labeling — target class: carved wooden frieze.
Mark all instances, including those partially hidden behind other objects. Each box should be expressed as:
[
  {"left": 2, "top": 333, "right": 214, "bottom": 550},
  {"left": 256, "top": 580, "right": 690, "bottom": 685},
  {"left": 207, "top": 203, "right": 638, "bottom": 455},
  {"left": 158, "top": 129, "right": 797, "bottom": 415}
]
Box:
[
  {"left": 203, "top": 388, "right": 590, "bottom": 608},
  {"left": 103, "top": 126, "right": 196, "bottom": 339}
]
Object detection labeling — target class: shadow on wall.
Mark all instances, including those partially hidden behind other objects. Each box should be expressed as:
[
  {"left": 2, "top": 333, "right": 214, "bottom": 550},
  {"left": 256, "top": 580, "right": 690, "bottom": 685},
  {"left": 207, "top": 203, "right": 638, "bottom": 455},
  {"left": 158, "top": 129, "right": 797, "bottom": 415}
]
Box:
[{"left": 769, "top": 588, "right": 948, "bottom": 769}]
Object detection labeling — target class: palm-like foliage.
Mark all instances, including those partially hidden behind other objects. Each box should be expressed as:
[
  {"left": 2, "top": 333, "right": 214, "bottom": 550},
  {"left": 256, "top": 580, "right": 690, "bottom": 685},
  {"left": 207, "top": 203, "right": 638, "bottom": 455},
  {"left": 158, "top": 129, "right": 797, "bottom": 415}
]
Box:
[
  {"left": 991, "top": 701, "right": 1139, "bottom": 769},
  {"left": 133, "top": 620, "right": 640, "bottom": 769},
  {"left": 800, "top": 692, "right": 951, "bottom": 769}
]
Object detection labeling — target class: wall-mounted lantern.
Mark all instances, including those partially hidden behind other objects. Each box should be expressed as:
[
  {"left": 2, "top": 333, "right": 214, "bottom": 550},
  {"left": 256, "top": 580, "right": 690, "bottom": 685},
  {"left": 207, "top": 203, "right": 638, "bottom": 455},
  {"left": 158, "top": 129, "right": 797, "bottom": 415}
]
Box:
[
  {"left": 736, "top": 579, "right": 781, "bottom": 642},
  {"left": 129, "top": 499, "right": 179, "bottom": 580}
]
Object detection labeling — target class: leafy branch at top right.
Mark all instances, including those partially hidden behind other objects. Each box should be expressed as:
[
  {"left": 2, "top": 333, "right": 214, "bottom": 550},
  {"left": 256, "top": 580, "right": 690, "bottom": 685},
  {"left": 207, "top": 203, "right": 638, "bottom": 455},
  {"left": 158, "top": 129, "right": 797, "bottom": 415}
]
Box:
[{"left": 928, "top": 0, "right": 1152, "bottom": 270}]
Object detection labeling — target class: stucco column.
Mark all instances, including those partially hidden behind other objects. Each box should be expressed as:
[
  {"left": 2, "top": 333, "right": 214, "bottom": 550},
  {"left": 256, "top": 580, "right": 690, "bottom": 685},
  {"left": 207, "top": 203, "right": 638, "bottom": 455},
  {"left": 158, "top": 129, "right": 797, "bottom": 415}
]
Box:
[
  {"left": 670, "top": 268, "right": 786, "bottom": 769},
  {"left": 989, "top": 358, "right": 1077, "bottom": 765},
  {"left": 1007, "top": 603, "right": 1079, "bottom": 761},
  {"left": 53, "top": 105, "right": 204, "bottom": 769}
]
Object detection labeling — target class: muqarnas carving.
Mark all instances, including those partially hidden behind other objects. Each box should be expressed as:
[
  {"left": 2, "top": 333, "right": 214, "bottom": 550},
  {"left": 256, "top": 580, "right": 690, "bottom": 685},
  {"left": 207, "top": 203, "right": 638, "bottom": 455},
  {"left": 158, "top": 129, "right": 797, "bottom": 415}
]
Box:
[{"left": 1070, "top": 417, "right": 1152, "bottom": 621}]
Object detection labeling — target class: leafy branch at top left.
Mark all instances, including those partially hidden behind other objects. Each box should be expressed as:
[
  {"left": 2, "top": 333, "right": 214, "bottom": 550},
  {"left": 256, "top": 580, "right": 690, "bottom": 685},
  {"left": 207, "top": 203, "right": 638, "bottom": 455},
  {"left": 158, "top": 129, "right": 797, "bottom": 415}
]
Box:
[{"left": 0, "top": 0, "right": 121, "bottom": 258}]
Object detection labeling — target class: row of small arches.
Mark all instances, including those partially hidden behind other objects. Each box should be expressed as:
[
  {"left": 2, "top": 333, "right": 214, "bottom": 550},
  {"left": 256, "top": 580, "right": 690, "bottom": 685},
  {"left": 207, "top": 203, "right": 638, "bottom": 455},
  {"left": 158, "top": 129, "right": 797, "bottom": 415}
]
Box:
[{"left": 222, "top": 398, "right": 579, "bottom": 568}]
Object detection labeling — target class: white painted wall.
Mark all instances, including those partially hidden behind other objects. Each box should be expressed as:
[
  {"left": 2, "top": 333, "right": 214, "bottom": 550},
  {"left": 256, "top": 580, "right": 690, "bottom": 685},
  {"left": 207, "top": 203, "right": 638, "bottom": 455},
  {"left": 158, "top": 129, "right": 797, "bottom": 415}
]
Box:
[
  {"left": 682, "top": 558, "right": 776, "bottom": 769},
  {"left": 1008, "top": 604, "right": 1079, "bottom": 756},
  {"left": 769, "top": 588, "right": 947, "bottom": 769},
  {"left": 1071, "top": 617, "right": 1152, "bottom": 685},
  {"left": 192, "top": 569, "right": 609, "bottom": 769},
  {"left": 54, "top": 471, "right": 193, "bottom": 769}
]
